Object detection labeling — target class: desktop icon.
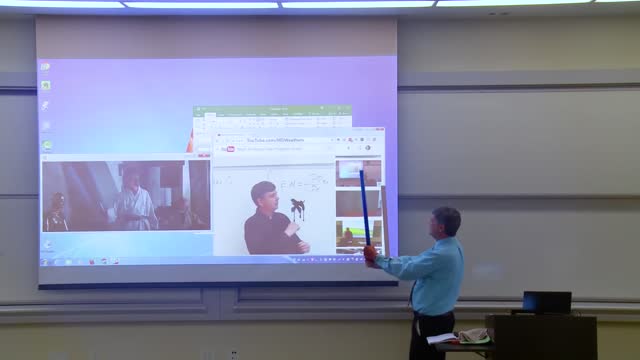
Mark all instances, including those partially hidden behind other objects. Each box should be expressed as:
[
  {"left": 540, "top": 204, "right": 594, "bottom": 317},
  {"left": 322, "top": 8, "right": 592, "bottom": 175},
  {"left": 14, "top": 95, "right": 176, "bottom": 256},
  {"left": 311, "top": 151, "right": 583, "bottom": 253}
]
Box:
[
  {"left": 41, "top": 140, "right": 53, "bottom": 152},
  {"left": 40, "top": 80, "right": 51, "bottom": 90},
  {"left": 41, "top": 101, "right": 49, "bottom": 111},
  {"left": 41, "top": 121, "right": 52, "bottom": 132},
  {"left": 40, "top": 62, "right": 50, "bottom": 71}
]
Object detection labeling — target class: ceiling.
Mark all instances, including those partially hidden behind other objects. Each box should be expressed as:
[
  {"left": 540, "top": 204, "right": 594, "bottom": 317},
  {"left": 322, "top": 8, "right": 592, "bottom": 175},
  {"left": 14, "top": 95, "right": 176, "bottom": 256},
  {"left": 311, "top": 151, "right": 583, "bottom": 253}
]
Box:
[{"left": 0, "top": 1, "right": 640, "bottom": 17}]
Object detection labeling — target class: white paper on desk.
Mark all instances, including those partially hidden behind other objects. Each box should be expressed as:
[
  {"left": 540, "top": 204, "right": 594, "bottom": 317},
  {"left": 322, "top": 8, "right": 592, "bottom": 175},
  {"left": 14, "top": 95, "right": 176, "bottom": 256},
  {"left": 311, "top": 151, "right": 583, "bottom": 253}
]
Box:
[{"left": 426, "top": 333, "right": 458, "bottom": 345}]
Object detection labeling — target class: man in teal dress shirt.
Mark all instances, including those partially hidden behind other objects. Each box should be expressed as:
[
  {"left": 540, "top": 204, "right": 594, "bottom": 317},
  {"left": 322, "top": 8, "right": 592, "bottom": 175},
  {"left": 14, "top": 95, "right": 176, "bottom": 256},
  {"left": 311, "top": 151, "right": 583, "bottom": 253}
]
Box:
[{"left": 364, "top": 207, "right": 464, "bottom": 360}]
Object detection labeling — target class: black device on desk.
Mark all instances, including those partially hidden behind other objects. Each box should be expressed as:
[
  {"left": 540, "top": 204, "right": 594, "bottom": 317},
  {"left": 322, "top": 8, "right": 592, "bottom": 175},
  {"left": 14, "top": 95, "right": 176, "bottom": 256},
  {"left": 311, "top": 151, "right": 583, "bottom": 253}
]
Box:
[
  {"left": 485, "top": 314, "right": 597, "bottom": 360},
  {"left": 436, "top": 291, "right": 596, "bottom": 359},
  {"left": 511, "top": 291, "right": 572, "bottom": 315},
  {"left": 436, "top": 313, "right": 598, "bottom": 360}
]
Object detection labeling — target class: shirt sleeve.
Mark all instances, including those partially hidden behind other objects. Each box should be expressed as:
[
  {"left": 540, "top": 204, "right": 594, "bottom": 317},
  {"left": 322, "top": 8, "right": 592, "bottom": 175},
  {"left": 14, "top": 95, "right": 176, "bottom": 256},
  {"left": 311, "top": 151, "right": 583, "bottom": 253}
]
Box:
[
  {"left": 143, "top": 191, "right": 158, "bottom": 230},
  {"left": 148, "top": 204, "right": 159, "bottom": 230},
  {"left": 277, "top": 214, "right": 303, "bottom": 253},
  {"left": 374, "top": 251, "right": 441, "bottom": 281},
  {"left": 244, "top": 219, "right": 266, "bottom": 254}
]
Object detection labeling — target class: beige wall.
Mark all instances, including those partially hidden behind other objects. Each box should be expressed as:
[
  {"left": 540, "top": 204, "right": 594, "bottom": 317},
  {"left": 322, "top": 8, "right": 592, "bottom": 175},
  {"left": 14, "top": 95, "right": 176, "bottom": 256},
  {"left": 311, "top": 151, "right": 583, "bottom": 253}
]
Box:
[
  {"left": 1, "top": 320, "right": 639, "bottom": 360},
  {"left": 399, "top": 16, "right": 640, "bottom": 72},
  {"left": 1, "top": 14, "right": 639, "bottom": 360},
  {"left": 36, "top": 16, "right": 396, "bottom": 58},
  {"left": 0, "top": 16, "right": 35, "bottom": 73}
]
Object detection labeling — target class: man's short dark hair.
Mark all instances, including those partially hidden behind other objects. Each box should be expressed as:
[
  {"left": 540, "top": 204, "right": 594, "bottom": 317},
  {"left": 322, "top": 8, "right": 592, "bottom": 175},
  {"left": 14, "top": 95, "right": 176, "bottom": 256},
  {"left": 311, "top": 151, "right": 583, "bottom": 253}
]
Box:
[
  {"left": 123, "top": 167, "right": 140, "bottom": 181},
  {"left": 432, "top": 207, "right": 462, "bottom": 237},
  {"left": 251, "top": 181, "right": 276, "bottom": 205}
]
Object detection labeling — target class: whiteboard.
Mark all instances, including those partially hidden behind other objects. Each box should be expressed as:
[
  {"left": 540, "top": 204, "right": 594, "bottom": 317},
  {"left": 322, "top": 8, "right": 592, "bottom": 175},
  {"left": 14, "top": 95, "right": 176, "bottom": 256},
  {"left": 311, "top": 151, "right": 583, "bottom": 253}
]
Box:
[
  {"left": 2, "top": 89, "right": 639, "bottom": 311},
  {"left": 399, "top": 197, "right": 640, "bottom": 300},
  {"left": 399, "top": 89, "right": 640, "bottom": 196},
  {"left": 0, "top": 94, "right": 38, "bottom": 195}
]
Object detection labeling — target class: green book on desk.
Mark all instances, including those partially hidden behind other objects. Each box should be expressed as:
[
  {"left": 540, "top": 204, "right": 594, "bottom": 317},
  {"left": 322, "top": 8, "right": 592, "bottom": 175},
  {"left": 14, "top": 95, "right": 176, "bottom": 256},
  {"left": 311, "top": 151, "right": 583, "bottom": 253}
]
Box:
[{"left": 459, "top": 328, "right": 492, "bottom": 344}]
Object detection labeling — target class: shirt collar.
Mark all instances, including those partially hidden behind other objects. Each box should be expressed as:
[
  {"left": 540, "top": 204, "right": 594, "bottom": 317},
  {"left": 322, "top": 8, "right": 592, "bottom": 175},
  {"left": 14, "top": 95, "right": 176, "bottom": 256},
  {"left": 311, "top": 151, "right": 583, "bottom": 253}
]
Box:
[
  {"left": 255, "top": 208, "right": 274, "bottom": 220},
  {"left": 434, "top": 236, "right": 457, "bottom": 249}
]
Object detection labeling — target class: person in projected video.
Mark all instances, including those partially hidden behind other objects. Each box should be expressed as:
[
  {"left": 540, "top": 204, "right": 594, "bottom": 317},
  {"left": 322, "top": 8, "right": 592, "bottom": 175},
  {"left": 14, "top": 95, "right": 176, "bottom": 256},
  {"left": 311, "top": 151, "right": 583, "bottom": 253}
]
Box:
[
  {"left": 344, "top": 227, "right": 353, "bottom": 242},
  {"left": 244, "top": 181, "right": 311, "bottom": 255},
  {"left": 43, "top": 192, "right": 69, "bottom": 232},
  {"left": 114, "top": 169, "right": 158, "bottom": 231},
  {"left": 172, "top": 197, "right": 207, "bottom": 230}
]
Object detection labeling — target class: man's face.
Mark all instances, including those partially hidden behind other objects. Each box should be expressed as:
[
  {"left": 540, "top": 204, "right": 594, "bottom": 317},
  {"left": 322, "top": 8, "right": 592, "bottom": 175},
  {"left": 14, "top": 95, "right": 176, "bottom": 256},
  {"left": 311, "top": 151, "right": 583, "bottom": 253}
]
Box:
[
  {"left": 257, "top": 190, "right": 279, "bottom": 212},
  {"left": 428, "top": 215, "right": 444, "bottom": 238},
  {"left": 126, "top": 175, "right": 140, "bottom": 192},
  {"left": 53, "top": 195, "right": 64, "bottom": 209}
]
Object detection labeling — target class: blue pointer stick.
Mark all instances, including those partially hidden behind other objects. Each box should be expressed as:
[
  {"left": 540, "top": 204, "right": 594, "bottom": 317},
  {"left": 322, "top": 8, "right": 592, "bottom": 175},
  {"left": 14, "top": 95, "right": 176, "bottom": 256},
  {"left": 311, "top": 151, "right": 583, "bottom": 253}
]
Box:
[{"left": 359, "top": 169, "right": 371, "bottom": 246}]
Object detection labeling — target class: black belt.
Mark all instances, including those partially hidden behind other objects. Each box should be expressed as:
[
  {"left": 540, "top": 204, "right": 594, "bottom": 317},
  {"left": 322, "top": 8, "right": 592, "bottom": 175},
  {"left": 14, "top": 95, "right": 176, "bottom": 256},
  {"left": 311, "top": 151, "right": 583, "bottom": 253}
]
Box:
[{"left": 413, "top": 310, "right": 454, "bottom": 319}]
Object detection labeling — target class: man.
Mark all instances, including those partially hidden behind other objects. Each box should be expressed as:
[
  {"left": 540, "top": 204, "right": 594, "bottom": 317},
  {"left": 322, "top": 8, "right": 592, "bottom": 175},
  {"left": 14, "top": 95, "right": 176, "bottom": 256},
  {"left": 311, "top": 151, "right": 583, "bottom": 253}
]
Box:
[
  {"left": 344, "top": 227, "right": 354, "bottom": 242},
  {"left": 172, "top": 197, "right": 208, "bottom": 230},
  {"left": 339, "top": 227, "right": 354, "bottom": 247},
  {"left": 43, "top": 192, "right": 69, "bottom": 232},
  {"left": 114, "top": 169, "right": 158, "bottom": 231},
  {"left": 244, "top": 181, "right": 311, "bottom": 255},
  {"left": 364, "top": 207, "right": 464, "bottom": 360}
]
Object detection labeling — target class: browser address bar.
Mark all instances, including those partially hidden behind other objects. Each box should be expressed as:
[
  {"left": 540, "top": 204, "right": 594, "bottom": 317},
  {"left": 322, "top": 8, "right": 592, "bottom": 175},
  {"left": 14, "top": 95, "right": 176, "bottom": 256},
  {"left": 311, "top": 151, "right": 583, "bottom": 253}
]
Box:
[
  {"left": 242, "top": 137, "right": 328, "bottom": 143},
  {"left": 216, "top": 143, "right": 335, "bottom": 153}
]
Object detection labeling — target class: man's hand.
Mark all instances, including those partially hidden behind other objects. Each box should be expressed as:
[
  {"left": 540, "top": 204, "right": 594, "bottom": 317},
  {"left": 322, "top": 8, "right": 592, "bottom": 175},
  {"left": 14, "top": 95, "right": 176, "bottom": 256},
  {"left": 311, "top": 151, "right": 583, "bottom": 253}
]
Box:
[
  {"left": 363, "top": 245, "right": 378, "bottom": 262},
  {"left": 366, "top": 260, "right": 381, "bottom": 269},
  {"left": 284, "top": 222, "right": 300, "bottom": 237},
  {"left": 298, "top": 241, "right": 311, "bottom": 254},
  {"left": 124, "top": 214, "right": 143, "bottom": 221}
]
